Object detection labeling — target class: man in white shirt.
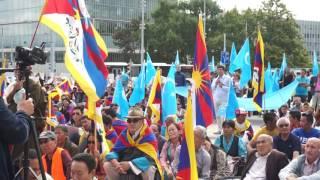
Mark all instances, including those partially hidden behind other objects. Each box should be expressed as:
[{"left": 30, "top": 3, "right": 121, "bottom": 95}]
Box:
[
  {"left": 211, "top": 65, "right": 231, "bottom": 133},
  {"left": 241, "top": 134, "right": 289, "bottom": 180}
]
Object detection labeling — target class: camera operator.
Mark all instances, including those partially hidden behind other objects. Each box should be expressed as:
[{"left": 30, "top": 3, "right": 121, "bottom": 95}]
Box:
[
  {"left": 0, "top": 96, "right": 34, "bottom": 180},
  {"left": 3, "top": 67, "right": 47, "bottom": 172}
]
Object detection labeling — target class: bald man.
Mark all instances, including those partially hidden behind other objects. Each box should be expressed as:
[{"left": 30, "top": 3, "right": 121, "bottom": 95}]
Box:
[
  {"left": 279, "top": 138, "right": 320, "bottom": 180},
  {"left": 241, "top": 134, "right": 289, "bottom": 180}
]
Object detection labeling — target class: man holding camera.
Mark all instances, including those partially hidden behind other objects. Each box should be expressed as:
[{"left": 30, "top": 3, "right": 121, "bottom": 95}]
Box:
[{"left": 0, "top": 96, "right": 34, "bottom": 180}]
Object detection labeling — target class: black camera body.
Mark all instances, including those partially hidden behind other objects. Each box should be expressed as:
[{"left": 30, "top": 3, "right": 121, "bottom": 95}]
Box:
[{"left": 15, "top": 42, "right": 47, "bottom": 66}]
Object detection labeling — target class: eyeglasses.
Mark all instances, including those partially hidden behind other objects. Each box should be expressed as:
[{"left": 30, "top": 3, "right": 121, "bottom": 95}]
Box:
[
  {"left": 72, "top": 112, "right": 81, "bottom": 116},
  {"left": 40, "top": 139, "right": 50, "bottom": 145},
  {"left": 279, "top": 124, "right": 289, "bottom": 128},
  {"left": 87, "top": 141, "right": 95, "bottom": 144},
  {"left": 127, "top": 118, "right": 140, "bottom": 124}
]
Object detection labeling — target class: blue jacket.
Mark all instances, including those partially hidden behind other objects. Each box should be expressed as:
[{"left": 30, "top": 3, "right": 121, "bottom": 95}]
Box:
[{"left": 0, "top": 97, "right": 30, "bottom": 180}]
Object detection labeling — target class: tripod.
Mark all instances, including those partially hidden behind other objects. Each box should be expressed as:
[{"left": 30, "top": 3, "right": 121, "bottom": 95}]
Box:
[{"left": 12, "top": 70, "right": 47, "bottom": 180}]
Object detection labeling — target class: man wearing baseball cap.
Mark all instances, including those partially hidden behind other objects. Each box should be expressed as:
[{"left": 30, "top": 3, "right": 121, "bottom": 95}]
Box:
[
  {"left": 234, "top": 108, "right": 254, "bottom": 142},
  {"left": 39, "top": 131, "right": 72, "bottom": 180}
]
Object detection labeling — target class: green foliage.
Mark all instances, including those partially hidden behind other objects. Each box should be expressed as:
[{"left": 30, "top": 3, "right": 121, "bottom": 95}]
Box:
[{"left": 112, "top": 0, "right": 310, "bottom": 67}]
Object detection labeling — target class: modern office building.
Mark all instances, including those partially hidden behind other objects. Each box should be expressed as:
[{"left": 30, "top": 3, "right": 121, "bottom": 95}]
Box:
[
  {"left": 0, "top": 0, "right": 160, "bottom": 73},
  {"left": 296, "top": 20, "right": 320, "bottom": 60}
]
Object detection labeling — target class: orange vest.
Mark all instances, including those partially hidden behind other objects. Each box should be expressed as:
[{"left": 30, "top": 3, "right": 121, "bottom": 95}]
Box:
[{"left": 42, "top": 147, "right": 67, "bottom": 180}]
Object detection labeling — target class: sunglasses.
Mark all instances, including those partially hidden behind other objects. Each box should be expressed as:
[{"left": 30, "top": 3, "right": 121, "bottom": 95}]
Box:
[
  {"left": 40, "top": 139, "right": 50, "bottom": 145},
  {"left": 279, "top": 124, "right": 289, "bottom": 128},
  {"left": 87, "top": 141, "right": 95, "bottom": 144},
  {"left": 127, "top": 118, "right": 140, "bottom": 124}
]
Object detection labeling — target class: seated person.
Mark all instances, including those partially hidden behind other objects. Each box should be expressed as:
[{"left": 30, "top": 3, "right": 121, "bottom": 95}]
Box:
[
  {"left": 241, "top": 134, "right": 289, "bottom": 180},
  {"left": 279, "top": 138, "right": 320, "bottom": 180},
  {"left": 150, "top": 123, "right": 166, "bottom": 153},
  {"left": 103, "top": 107, "right": 162, "bottom": 180},
  {"left": 104, "top": 108, "right": 127, "bottom": 135},
  {"left": 289, "top": 110, "right": 301, "bottom": 131},
  {"left": 71, "top": 153, "right": 97, "bottom": 180},
  {"left": 159, "top": 122, "right": 181, "bottom": 179},
  {"left": 214, "top": 120, "right": 247, "bottom": 158},
  {"left": 292, "top": 112, "right": 320, "bottom": 146},
  {"left": 173, "top": 126, "right": 211, "bottom": 179},
  {"left": 234, "top": 108, "right": 254, "bottom": 142},
  {"left": 273, "top": 117, "right": 301, "bottom": 160},
  {"left": 84, "top": 133, "right": 104, "bottom": 177},
  {"left": 204, "top": 137, "right": 231, "bottom": 179},
  {"left": 247, "top": 112, "right": 279, "bottom": 152},
  {"left": 102, "top": 114, "right": 118, "bottom": 148}
]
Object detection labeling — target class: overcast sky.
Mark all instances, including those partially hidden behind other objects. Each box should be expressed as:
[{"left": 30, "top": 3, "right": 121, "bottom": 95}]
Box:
[{"left": 216, "top": 0, "right": 320, "bottom": 21}]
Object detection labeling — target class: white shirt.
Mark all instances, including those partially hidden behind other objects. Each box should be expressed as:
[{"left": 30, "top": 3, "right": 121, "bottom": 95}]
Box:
[
  {"left": 244, "top": 152, "right": 271, "bottom": 180},
  {"left": 211, "top": 74, "right": 231, "bottom": 102}
]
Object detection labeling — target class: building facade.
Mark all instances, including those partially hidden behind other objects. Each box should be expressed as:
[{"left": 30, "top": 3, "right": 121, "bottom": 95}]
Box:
[
  {"left": 296, "top": 20, "right": 320, "bottom": 60},
  {"left": 0, "top": 0, "right": 159, "bottom": 73}
]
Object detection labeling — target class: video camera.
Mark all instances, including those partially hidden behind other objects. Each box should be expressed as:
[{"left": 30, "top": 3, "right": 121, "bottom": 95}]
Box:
[{"left": 15, "top": 42, "right": 48, "bottom": 66}]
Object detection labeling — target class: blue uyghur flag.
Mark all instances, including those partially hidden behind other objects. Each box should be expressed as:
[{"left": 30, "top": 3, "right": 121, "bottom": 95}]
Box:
[
  {"left": 313, "top": 51, "right": 319, "bottom": 76},
  {"left": 210, "top": 56, "right": 215, "bottom": 72},
  {"left": 229, "top": 42, "right": 238, "bottom": 74},
  {"left": 272, "top": 69, "right": 280, "bottom": 91},
  {"left": 175, "top": 50, "right": 180, "bottom": 65},
  {"left": 279, "top": 53, "right": 287, "bottom": 78},
  {"left": 225, "top": 82, "right": 239, "bottom": 120},
  {"left": 265, "top": 62, "right": 274, "bottom": 94},
  {"left": 112, "top": 79, "right": 129, "bottom": 119},
  {"left": 233, "top": 38, "right": 251, "bottom": 88},
  {"left": 129, "top": 63, "right": 146, "bottom": 106},
  {"left": 162, "top": 64, "right": 177, "bottom": 120},
  {"left": 146, "top": 52, "right": 156, "bottom": 85}
]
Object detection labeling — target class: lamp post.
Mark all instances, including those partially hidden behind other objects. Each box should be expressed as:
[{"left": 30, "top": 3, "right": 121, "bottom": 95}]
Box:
[{"left": 140, "top": 0, "right": 146, "bottom": 67}]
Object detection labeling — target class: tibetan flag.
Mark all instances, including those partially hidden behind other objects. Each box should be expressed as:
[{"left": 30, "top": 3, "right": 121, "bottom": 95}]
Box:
[
  {"left": 252, "top": 30, "right": 265, "bottom": 111},
  {"left": 147, "top": 70, "right": 162, "bottom": 124},
  {"left": 191, "top": 16, "right": 214, "bottom": 127},
  {"left": 56, "top": 79, "right": 72, "bottom": 94},
  {"left": 41, "top": 0, "right": 108, "bottom": 119},
  {"left": 176, "top": 92, "right": 198, "bottom": 180},
  {"left": 0, "top": 59, "right": 7, "bottom": 96},
  {"left": 95, "top": 103, "right": 111, "bottom": 157}
]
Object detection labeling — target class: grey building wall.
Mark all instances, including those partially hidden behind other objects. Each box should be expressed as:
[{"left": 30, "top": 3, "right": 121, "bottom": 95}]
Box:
[{"left": 296, "top": 20, "right": 320, "bottom": 61}]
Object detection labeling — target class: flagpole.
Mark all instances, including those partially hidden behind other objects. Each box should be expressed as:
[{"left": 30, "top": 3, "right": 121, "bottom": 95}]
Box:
[{"left": 29, "top": 0, "right": 48, "bottom": 48}]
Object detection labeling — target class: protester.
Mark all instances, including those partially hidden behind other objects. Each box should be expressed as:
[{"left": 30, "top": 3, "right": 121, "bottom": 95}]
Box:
[
  {"left": 277, "top": 104, "right": 289, "bottom": 118},
  {"left": 241, "top": 134, "right": 289, "bottom": 180},
  {"left": 150, "top": 123, "right": 166, "bottom": 154},
  {"left": 71, "top": 153, "right": 98, "bottom": 180},
  {"left": 173, "top": 126, "right": 211, "bottom": 179},
  {"left": 234, "top": 108, "right": 254, "bottom": 142},
  {"left": 295, "top": 69, "right": 310, "bottom": 103},
  {"left": 55, "top": 125, "right": 79, "bottom": 157},
  {"left": 211, "top": 65, "right": 231, "bottom": 133},
  {"left": 103, "top": 107, "right": 162, "bottom": 180},
  {"left": 214, "top": 120, "right": 247, "bottom": 158},
  {"left": 279, "top": 138, "right": 320, "bottom": 179},
  {"left": 292, "top": 112, "right": 320, "bottom": 146},
  {"left": 204, "top": 137, "right": 231, "bottom": 179},
  {"left": 79, "top": 115, "right": 92, "bottom": 152},
  {"left": 247, "top": 112, "right": 278, "bottom": 152},
  {"left": 160, "top": 122, "right": 181, "bottom": 179},
  {"left": 289, "top": 110, "right": 301, "bottom": 130},
  {"left": 104, "top": 108, "right": 127, "bottom": 135},
  {"left": 39, "top": 131, "right": 72, "bottom": 180},
  {"left": 273, "top": 117, "right": 301, "bottom": 160},
  {"left": 310, "top": 71, "right": 320, "bottom": 112},
  {"left": 102, "top": 113, "right": 118, "bottom": 148},
  {"left": 27, "top": 149, "right": 53, "bottom": 180},
  {"left": 0, "top": 97, "right": 34, "bottom": 180}
]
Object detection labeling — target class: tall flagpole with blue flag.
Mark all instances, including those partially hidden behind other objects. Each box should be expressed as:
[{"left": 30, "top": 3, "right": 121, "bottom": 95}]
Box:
[
  {"left": 191, "top": 15, "right": 214, "bottom": 127},
  {"left": 129, "top": 62, "right": 146, "bottom": 106},
  {"left": 210, "top": 56, "right": 215, "bottom": 72},
  {"left": 229, "top": 42, "right": 237, "bottom": 74},
  {"left": 112, "top": 79, "right": 129, "bottom": 120},
  {"left": 233, "top": 38, "right": 251, "bottom": 88},
  {"left": 265, "top": 62, "right": 274, "bottom": 94},
  {"left": 146, "top": 52, "right": 156, "bottom": 85},
  {"left": 279, "top": 53, "right": 287, "bottom": 78},
  {"left": 162, "top": 63, "right": 177, "bottom": 121},
  {"left": 175, "top": 50, "right": 180, "bottom": 65},
  {"left": 225, "top": 82, "right": 239, "bottom": 120},
  {"left": 313, "top": 50, "right": 319, "bottom": 76}
]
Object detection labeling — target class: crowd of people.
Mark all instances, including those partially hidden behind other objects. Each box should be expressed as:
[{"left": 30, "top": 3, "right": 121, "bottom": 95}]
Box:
[{"left": 0, "top": 64, "right": 320, "bottom": 180}]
